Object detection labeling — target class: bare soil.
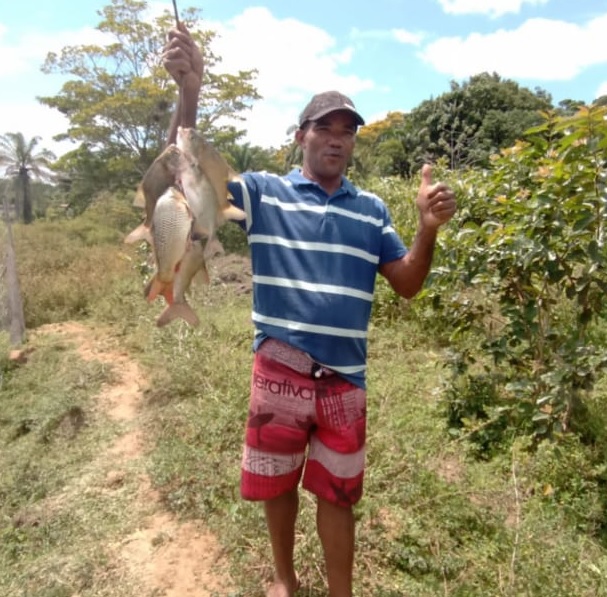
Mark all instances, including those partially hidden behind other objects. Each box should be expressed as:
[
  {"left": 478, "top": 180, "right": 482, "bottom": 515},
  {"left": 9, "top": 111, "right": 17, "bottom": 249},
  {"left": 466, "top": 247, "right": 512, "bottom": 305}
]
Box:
[
  {"left": 14, "top": 253, "right": 254, "bottom": 595},
  {"left": 35, "top": 317, "right": 236, "bottom": 596}
]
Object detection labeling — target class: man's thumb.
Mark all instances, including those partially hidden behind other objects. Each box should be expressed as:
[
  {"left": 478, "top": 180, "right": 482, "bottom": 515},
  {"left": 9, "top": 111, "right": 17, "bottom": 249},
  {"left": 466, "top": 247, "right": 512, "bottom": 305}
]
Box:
[{"left": 420, "top": 163, "right": 433, "bottom": 188}]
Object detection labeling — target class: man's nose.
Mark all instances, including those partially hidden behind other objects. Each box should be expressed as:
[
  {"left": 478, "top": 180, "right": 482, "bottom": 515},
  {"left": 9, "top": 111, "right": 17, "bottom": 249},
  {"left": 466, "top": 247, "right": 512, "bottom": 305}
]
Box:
[{"left": 328, "top": 133, "right": 343, "bottom": 146}]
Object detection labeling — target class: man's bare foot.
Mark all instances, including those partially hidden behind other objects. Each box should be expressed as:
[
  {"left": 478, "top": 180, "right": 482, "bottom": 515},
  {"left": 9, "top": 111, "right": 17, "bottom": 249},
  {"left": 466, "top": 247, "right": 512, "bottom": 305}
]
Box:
[{"left": 266, "top": 574, "right": 299, "bottom": 597}]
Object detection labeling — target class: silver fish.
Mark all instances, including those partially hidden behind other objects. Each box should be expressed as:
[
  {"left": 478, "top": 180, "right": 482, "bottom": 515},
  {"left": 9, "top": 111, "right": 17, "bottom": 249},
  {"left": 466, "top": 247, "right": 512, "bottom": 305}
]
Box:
[
  {"left": 144, "top": 186, "right": 192, "bottom": 305},
  {"left": 155, "top": 238, "right": 207, "bottom": 327},
  {"left": 176, "top": 127, "right": 246, "bottom": 251},
  {"left": 125, "top": 144, "right": 182, "bottom": 245}
]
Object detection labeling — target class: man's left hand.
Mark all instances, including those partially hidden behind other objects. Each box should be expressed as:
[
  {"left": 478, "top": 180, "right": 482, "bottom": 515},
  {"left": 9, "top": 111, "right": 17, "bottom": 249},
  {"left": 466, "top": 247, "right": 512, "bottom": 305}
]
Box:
[{"left": 416, "top": 164, "right": 457, "bottom": 230}]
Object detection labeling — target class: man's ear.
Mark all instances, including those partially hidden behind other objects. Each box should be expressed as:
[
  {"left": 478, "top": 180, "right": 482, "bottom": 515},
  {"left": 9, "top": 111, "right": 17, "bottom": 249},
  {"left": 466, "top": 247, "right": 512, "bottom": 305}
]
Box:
[{"left": 295, "top": 128, "right": 306, "bottom": 146}]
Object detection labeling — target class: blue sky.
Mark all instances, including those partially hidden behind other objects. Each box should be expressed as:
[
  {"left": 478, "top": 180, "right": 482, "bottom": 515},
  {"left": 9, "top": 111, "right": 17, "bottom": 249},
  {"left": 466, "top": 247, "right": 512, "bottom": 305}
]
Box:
[{"left": 1, "top": 0, "right": 606, "bottom": 157}]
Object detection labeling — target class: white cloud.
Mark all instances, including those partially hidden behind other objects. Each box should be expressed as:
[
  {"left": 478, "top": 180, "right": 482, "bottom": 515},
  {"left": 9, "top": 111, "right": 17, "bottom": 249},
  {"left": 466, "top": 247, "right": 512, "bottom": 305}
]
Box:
[
  {"left": 438, "top": 0, "right": 549, "bottom": 18},
  {"left": 0, "top": 23, "right": 30, "bottom": 76},
  {"left": 0, "top": 24, "right": 115, "bottom": 155},
  {"left": 0, "top": 101, "right": 74, "bottom": 157},
  {"left": 351, "top": 27, "right": 424, "bottom": 46},
  {"left": 0, "top": 23, "right": 109, "bottom": 77},
  {"left": 392, "top": 29, "right": 425, "bottom": 46},
  {"left": 205, "top": 7, "right": 375, "bottom": 147},
  {"left": 596, "top": 81, "right": 607, "bottom": 100},
  {"left": 421, "top": 14, "right": 607, "bottom": 81}
]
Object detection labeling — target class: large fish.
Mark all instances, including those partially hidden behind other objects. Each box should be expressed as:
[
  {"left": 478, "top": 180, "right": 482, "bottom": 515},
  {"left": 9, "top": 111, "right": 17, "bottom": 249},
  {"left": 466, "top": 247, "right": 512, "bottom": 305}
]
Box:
[
  {"left": 125, "top": 144, "right": 182, "bottom": 245},
  {"left": 176, "top": 126, "right": 247, "bottom": 250},
  {"left": 155, "top": 238, "right": 207, "bottom": 328},
  {"left": 144, "top": 186, "right": 193, "bottom": 305}
]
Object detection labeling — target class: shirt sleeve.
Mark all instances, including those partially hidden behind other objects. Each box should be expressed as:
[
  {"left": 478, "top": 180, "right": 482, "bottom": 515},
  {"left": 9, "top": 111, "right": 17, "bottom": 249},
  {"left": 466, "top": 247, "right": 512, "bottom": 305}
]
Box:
[
  {"left": 228, "top": 172, "right": 262, "bottom": 232},
  {"left": 379, "top": 204, "right": 408, "bottom": 265}
]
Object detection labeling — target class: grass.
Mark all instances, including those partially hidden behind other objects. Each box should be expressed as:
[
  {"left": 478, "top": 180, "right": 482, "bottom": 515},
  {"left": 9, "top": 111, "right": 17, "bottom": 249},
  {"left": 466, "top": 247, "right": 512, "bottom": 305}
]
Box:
[
  {"left": 3, "top": 210, "right": 607, "bottom": 595},
  {"left": 0, "top": 331, "right": 145, "bottom": 597}
]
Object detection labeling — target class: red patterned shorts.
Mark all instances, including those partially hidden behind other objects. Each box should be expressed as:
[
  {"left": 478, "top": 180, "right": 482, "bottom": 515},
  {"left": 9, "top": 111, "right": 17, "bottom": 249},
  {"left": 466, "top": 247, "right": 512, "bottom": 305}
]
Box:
[{"left": 240, "top": 339, "right": 366, "bottom": 507}]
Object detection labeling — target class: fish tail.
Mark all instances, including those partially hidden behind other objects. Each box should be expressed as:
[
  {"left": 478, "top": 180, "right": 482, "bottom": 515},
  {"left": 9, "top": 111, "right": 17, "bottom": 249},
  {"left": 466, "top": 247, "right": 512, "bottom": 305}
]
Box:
[{"left": 156, "top": 303, "right": 200, "bottom": 328}]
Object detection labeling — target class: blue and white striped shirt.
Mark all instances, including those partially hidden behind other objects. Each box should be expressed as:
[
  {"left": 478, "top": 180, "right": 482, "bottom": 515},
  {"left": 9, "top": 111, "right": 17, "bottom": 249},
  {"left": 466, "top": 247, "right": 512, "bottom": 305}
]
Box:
[{"left": 228, "top": 168, "right": 407, "bottom": 388}]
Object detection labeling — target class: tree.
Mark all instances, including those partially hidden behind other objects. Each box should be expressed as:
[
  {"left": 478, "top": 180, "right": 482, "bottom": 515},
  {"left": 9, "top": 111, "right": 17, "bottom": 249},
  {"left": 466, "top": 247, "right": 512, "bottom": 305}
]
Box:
[
  {"left": 421, "top": 105, "right": 607, "bottom": 449},
  {"left": 556, "top": 98, "right": 586, "bottom": 116},
  {"left": 38, "top": 0, "right": 260, "bottom": 212},
  {"left": 593, "top": 95, "right": 607, "bottom": 108},
  {"left": 0, "top": 133, "right": 55, "bottom": 224},
  {"left": 225, "top": 142, "right": 281, "bottom": 173},
  {"left": 351, "top": 112, "right": 420, "bottom": 179},
  {"left": 275, "top": 139, "right": 303, "bottom": 174},
  {"left": 408, "top": 72, "right": 553, "bottom": 169}
]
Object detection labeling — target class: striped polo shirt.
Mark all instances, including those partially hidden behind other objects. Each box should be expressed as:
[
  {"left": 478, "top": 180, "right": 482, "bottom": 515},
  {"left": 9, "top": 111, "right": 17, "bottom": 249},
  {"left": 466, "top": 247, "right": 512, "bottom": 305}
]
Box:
[{"left": 228, "top": 168, "right": 407, "bottom": 389}]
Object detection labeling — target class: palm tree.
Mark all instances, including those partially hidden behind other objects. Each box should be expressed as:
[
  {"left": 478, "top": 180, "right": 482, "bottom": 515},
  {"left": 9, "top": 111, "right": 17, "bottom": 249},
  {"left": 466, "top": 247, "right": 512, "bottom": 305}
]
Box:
[
  {"left": 227, "top": 142, "right": 282, "bottom": 173},
  {"left": 0, "top": 133, "right": 56, "bottom": 223},
  {"left": 227, "top": 142, "right": 254, "bottom": 172}
]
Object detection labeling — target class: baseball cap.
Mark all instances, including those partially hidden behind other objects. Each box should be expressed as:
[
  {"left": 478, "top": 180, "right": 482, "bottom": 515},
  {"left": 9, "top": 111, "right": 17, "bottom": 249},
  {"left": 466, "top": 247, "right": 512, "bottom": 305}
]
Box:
[{"left": 298, "top": 91, "right": 365, "bottom": 127}]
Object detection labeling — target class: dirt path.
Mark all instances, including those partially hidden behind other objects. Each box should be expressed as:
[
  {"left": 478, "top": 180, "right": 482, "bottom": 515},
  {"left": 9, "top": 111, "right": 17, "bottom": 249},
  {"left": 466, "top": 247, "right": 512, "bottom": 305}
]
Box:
[{"left": 36, "top": 321, "right": 234, "bottom": 597}]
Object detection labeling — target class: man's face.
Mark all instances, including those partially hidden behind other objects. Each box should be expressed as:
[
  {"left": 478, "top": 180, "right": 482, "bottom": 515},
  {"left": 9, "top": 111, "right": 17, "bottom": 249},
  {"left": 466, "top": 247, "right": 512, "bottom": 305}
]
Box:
[{"left": 296, "top": 111, "right": 357, "bottom": 181}]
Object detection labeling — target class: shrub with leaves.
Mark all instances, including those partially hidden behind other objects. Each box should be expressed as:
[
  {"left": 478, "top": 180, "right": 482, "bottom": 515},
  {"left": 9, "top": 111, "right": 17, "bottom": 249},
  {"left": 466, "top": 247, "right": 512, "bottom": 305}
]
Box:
[{"left": 421, "top": 105, "right": 607, "bottom": 449}]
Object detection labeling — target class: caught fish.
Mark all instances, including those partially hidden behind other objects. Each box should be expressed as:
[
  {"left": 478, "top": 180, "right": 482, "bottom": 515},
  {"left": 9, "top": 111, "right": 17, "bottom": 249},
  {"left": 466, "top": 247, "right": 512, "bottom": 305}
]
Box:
[
  {"left": 176, "top": 126, "right": 247, "bottom": 250},
  {"left": 144, "top": 186, "right": 193, "bottom": 305},
  {"left": 155, "top": 238, "right": 207, "bottom": 328},
  {"left": 125, "top": 144, "right": 182, "bottom": 245}
]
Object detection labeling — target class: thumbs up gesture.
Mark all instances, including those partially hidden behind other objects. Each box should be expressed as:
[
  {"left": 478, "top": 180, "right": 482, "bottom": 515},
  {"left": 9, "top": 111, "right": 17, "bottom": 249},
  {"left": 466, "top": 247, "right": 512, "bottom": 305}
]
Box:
[{"left": 416, "top": 164, "right": 457, "bottom": 230}]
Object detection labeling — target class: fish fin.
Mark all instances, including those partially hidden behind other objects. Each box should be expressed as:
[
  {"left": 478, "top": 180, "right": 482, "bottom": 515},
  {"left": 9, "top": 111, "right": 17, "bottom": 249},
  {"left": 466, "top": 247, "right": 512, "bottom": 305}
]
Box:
[
  {"left": 156, "top": 303, "right": 200, "bottom": 328},
  {"left": 133, "top": 183, "right": 146, "bottom": 208},
  {"left": 193, "top": 265, "right": 211, "bottom": 285},
  {"left": 125, "top": 223, "right": 153, "bottom": 245},
  {"left": 204, "top": 237, "right": 225, "bottom": 259},
  {"left": 144, "top": 276, "right": 173, "bottom": 304},
  {"left": 222, "top": 205, "right": 247, "bottom": 221},
  {"left": 191, "top": 221, "right": 210, "bottom": 241},
  {"left": 225, "top": 172, "right": 243, "bottom": 199},
  {"left": 227, "top": 169, "right": 243, "bottom": 182}
]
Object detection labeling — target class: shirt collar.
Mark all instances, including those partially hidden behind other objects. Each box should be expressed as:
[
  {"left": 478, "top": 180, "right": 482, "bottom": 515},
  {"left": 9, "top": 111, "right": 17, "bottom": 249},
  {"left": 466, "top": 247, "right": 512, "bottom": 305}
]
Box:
[{"left": 286, "top": 168, "right": 357, "bottom": 198}]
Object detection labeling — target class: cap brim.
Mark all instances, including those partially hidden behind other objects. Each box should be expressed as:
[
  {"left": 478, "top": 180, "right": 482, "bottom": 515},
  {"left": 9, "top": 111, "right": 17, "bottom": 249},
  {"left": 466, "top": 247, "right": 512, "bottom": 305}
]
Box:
[{"left": 304, "top": 107, "right": 365, "bottom": 126}]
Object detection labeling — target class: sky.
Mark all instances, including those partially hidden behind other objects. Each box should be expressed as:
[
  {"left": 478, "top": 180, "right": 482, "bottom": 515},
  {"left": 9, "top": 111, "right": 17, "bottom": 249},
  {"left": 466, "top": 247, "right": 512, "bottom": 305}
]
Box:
[{"left": 1, "top": 0, "right": 606, "bottom": 157}]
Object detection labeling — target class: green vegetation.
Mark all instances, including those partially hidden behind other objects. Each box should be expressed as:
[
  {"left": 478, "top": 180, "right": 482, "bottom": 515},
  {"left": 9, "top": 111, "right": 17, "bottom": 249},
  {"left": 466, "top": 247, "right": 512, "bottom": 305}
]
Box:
[
  {"left": 2, "top": 100, "right": 607, "bottom": 594},
  {"left": 1, "top": 1, "right": 606, "bottom": 594},
  {"left": 420, "top": 105, "right": 607, "bottom": 448},
  {"left": 0, "top": 133, "right": 55, "bottom": 224}
]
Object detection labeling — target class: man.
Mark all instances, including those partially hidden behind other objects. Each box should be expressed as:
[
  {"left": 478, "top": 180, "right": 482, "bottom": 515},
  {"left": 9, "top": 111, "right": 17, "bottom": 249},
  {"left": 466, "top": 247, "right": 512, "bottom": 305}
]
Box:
[{"left": 163, "top": 23, "right": 456, "bottom": 597}]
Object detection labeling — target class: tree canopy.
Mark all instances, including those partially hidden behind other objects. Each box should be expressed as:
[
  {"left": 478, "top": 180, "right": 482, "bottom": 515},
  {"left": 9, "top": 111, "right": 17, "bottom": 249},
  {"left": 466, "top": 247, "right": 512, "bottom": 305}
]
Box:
[
  {"left": 0, "top": 133, "right": 55, "bottom": 223},
  {"left": 350, "top": 72, "right": 557, "bottom": 178},
  {"left": 38, "top": 0, "right": 260, "bottom": 212}
]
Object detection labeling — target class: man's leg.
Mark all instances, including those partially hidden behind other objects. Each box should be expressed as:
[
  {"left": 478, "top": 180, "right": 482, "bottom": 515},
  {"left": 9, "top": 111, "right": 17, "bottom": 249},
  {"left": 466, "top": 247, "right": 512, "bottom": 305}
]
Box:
[
  {"left": 265, "top": 488, "right": 300, "bottom": 597},
  {"left": 317, "top": 497, "right": 354, "bottom": 597}
]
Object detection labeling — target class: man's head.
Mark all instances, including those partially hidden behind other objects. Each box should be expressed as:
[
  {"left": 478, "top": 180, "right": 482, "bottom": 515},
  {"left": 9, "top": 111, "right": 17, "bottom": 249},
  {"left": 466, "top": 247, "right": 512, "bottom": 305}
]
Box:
[
  {"left": 295, "top": 92, "right": 365, "bottom": 192},
  {"left": 298, "top": 91, "right": 365, "bottom": 129}
]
